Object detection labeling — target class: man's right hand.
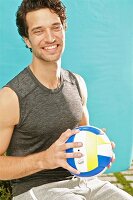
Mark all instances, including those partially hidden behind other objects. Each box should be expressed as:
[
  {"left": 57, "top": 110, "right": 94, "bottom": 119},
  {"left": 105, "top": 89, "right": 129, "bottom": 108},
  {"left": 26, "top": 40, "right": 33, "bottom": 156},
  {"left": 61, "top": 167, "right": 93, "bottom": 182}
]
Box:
[{"left": 43, "top": 129, "right": 83, "bottom": 175}]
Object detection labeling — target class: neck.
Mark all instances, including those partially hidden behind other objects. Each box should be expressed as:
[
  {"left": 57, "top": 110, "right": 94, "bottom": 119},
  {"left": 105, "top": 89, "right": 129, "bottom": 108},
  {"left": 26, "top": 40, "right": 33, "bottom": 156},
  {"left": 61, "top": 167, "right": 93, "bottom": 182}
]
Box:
[{"left": 29, "top": 58, "right": 62, "bottom": 89}]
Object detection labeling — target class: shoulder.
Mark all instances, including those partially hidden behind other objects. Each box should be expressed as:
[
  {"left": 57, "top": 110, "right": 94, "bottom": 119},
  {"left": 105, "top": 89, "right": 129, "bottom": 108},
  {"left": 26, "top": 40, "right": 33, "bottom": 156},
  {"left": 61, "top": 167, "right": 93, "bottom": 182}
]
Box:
[
  {"left": 62, "top": 68, "right": 86, "bottom": 87},
  {"left": 62, "top": 69, "right": 88, "bottom": 105},
  {"left": 0, "top": 87, "right": 18, "bottom": 105},
  {"left": 74, "top": 73, "right": 87, "bottom": 88},
  {"left": 0, "top": 87, "right": 19, "bottom": 126},
  {"left": 73, "top": 73, "right": 88, "bottom": 105},
  {"left": 6, "top": 67, "right": 37, "bottom": 99}
]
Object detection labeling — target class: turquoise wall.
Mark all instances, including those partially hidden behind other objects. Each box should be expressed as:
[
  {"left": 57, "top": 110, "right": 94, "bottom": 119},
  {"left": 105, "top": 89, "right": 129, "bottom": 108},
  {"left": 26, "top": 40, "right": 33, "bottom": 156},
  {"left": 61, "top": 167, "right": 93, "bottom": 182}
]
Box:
[{"left": 0, "top": 0, "right": 133, "bottom": 173}]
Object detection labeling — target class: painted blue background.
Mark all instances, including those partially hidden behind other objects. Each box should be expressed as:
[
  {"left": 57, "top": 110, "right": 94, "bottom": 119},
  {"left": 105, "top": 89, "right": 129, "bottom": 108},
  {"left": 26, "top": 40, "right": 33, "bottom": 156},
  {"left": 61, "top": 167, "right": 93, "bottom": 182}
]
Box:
[{"left": 0, "top": 0, "right": 133, "bottom": 173}]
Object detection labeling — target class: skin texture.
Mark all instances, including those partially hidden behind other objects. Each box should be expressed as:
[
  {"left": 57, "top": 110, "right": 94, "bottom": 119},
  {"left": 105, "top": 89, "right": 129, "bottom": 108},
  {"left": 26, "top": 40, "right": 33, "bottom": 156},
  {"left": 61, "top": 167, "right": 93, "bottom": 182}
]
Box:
[{"left": 0, "top": 8, "right": 114, "bottom": 180}]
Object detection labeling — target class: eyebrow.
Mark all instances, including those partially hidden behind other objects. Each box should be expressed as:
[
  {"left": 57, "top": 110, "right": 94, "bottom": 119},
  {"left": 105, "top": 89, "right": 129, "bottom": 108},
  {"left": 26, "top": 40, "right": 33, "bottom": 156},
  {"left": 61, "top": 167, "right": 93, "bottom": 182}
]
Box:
[{"left": 31, "top": 22, "right": 62, "bottom": 32}]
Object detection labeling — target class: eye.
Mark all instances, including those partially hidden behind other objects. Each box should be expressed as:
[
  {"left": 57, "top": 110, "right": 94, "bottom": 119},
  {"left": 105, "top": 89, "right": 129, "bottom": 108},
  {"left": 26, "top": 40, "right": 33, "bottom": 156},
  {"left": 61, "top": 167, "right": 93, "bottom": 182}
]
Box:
[
  {"left": 34, "top": 30, "right": 43, "bottom": 35},
  {"left": 53, "top": 25, "right": 62, "bottom": 31}
]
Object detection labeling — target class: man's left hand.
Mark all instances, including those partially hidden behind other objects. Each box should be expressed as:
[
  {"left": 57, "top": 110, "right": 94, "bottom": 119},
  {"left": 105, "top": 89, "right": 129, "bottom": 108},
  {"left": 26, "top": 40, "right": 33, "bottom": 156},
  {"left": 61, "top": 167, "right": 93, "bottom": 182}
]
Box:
[{"left": 102, "top": 128, "right": 116, "bottom": 169}]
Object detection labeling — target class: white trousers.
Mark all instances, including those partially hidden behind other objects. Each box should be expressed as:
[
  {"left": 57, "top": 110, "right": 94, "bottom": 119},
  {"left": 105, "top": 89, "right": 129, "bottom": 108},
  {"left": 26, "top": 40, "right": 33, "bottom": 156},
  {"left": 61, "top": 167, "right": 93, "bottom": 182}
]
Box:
[{"left": 13, "top": 177, "right": 133, "bottom": 200}]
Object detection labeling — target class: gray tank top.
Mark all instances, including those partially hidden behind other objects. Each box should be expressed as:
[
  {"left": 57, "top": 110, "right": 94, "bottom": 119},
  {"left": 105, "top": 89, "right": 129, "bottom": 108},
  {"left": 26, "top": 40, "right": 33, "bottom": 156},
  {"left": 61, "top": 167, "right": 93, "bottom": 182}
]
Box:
[{"left": 5, "top": 66, "right": 83, "bottom": 196}]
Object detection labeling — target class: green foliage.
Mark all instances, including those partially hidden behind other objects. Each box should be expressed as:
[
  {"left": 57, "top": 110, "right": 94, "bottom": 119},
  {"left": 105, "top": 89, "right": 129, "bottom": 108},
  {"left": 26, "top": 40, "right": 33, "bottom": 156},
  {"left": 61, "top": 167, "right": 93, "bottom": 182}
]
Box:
[
  {"left": 114, "top": 172, "right": 133, "bottom": 196},
  {"left": 0, "top": 181, "right": 12, "bottom": 200}
]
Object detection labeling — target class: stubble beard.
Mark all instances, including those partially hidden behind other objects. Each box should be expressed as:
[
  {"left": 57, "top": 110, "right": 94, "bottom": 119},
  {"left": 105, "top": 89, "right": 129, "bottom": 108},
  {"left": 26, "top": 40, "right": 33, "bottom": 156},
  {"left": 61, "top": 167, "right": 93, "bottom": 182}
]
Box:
[{"left": 33, "top": 45, "right": 64, "bottom": 63}]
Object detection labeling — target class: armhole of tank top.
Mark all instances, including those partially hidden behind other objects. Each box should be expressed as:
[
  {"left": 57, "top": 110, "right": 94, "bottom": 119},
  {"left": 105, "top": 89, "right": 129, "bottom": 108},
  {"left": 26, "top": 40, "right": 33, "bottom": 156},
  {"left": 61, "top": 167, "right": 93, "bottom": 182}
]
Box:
[
  {"left": 3, "top": 86, "right": 22, "bottom": 128},
  {"left": 67, "top": 70, "right": 83, "bottom": 105}
]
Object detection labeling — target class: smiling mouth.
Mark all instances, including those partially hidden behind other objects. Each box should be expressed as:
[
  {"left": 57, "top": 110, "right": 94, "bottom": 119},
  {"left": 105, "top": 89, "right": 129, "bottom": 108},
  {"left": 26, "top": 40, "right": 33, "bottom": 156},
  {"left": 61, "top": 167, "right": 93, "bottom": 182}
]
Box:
[{"left": 43, "top": 45, "right": 58, "bottom": 51}]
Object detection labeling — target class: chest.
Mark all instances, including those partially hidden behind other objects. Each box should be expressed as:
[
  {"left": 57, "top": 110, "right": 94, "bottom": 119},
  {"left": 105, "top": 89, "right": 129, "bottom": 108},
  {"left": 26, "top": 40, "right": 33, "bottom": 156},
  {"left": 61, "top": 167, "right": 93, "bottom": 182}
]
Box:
[{"left": 18, "top": 83, "right": 83, "bottom": 141}]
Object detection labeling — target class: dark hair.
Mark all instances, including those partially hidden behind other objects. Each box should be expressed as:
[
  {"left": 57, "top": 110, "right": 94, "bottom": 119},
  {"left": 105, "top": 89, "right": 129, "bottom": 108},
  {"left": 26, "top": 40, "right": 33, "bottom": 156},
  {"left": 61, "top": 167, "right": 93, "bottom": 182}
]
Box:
[{"left": 16, "top": 0, "right": 67, "bottom": 38}]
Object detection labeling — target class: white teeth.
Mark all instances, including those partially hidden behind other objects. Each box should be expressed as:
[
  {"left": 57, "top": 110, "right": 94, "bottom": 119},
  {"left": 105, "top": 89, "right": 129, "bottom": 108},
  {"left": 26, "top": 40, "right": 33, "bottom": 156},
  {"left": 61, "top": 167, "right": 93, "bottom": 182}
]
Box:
[{"left": 44, "top": 45, "right": 57, "bottom": 50}]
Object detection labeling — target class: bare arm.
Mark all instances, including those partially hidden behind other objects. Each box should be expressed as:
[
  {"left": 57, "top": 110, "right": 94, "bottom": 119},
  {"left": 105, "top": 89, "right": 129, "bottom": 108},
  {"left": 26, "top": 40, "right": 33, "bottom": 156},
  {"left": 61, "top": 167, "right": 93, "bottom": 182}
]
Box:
[
  {"left": 0, "top": 87, "right": 48, "bottom": 180},
  {"left": 75, "top": 75, "right": 116, "bottom": 167},
  {"left": 0, "top": 88, "right": 82, "bottom": 180}
]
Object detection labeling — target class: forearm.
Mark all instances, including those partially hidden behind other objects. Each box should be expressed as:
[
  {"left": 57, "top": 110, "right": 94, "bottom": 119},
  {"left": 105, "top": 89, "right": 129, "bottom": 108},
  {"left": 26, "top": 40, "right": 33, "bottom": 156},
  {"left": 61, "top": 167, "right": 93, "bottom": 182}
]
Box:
[
  {"left": 0, "top": 151, "right": 48, "bottom": 180},
  {"left": 0, "top": 129, "right": 83, "bottom": 180}
]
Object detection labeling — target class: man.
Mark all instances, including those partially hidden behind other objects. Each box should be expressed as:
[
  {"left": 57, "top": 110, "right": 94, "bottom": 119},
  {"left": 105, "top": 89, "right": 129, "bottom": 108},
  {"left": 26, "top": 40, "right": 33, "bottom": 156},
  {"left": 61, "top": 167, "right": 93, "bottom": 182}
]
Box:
[{"left": 0, "top": 0, "right": 132, "bottom": 199}]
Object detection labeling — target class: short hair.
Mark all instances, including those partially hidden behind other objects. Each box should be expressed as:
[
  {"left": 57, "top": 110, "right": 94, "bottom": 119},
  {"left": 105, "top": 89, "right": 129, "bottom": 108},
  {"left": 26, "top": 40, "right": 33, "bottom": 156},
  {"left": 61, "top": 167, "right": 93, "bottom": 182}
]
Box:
[{"left": 16, "top": 0, "right": 67, "bottom": 38}]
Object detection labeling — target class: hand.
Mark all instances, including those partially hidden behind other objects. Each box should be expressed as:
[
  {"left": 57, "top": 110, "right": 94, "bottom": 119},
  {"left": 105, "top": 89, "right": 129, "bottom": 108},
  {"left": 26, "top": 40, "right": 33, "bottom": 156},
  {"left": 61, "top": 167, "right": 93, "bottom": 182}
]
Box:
[
  {"left": 102, "top": 128, "right": 116, "bottom": 169},
  {"left": 107, "top": 141, "right": 116, "bottom": 168},
  {"left": 44, "top": 129, "right": 83, "bottom": 174}
]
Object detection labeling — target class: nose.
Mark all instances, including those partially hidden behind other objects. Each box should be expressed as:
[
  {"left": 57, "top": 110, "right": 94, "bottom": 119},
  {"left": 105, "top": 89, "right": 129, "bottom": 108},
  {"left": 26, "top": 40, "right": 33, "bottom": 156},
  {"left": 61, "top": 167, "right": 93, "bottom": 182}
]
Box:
[{"left": 44, "top": 29, "right": 55, "bottom": 43}]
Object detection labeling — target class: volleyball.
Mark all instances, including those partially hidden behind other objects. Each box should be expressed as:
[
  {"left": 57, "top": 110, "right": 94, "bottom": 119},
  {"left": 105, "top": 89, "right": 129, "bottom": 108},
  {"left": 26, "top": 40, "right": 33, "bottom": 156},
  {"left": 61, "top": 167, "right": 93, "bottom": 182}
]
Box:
[{"left": 66, "top": 126, "right": 113, "bottom": 177}]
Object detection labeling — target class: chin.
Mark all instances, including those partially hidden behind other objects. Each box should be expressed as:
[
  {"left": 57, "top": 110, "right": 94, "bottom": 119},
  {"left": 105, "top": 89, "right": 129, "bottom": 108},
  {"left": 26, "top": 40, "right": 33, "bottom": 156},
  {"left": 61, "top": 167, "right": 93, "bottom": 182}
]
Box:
[{"left": 43, "top": 53, "right": 62, "bottom": 62}]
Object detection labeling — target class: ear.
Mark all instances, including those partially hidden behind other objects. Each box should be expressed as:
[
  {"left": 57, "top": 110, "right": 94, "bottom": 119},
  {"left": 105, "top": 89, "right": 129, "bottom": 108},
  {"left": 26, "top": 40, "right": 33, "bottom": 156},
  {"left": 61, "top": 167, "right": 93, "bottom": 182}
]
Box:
[{"left": 23, "top": 37, "right": 32, "bottom": 49}]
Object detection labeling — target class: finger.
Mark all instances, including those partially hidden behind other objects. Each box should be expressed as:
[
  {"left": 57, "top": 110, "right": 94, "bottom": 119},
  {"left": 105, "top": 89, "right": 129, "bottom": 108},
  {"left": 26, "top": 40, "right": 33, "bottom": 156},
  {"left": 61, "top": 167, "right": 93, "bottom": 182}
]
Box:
[
  {"left": 65, "top": 152, "right": 83, "bottom": 159},
  {"left": 107, "top": 153, "right": 115, "bottom": 168},
  {"left": 101, "top": 128, "right": 106, "bottom": 133},
  {"left": 64, "top": 162, "right": 80, "bottom": 175},
  {"left": 62, "top": 142, "right": 83, "bottom": 150},
  {"left": 111, "top": 152, "right": 116, "bottom": 162},
  {"left": 111, "top": 141, "right": 115, "bottom": 149},
  {"left": 107, "top": 162, "right": 112, "bottom": 169},
  {"left": 59, "top": 129, "right": 80, "bottom": 143}
]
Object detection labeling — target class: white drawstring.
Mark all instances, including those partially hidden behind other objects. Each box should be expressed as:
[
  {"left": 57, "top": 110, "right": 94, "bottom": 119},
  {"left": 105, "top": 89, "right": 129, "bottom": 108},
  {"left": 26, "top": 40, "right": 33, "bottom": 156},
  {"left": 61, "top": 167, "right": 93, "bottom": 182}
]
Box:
[
  {"left": 29, "top": 189, "right": 38, "bottom": 200},
  {"left": 79, "top": 177, "right": 97, "bottom": 188}
]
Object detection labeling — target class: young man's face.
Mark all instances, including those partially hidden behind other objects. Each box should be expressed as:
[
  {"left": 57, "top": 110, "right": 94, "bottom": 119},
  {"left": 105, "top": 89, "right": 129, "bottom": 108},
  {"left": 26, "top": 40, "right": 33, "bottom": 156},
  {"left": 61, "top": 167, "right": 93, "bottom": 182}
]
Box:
[{"left": 24, "top": 8, "right": 65, "bottom": 63}]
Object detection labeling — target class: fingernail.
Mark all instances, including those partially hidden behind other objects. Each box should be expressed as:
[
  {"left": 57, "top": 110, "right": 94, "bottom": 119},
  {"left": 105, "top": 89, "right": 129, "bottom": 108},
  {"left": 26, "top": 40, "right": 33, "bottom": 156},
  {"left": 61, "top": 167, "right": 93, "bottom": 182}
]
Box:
[
  {"left": 77, "top": 153, "right": 82, "bottom": 157},
  {"left": 78, "top": 142, "right": 83, "bottom": 147}
]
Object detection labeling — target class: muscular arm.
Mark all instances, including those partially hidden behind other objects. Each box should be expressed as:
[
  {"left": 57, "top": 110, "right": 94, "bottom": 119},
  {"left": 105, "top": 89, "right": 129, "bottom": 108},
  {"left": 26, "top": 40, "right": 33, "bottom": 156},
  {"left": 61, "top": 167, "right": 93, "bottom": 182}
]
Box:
[
  {"left": 0, "top": 87, "right": 50, "bottom": 180},
  {"left": 0, "top": 87, "right": 82, "bottom": 180},
  {"left": 75, "top": 74, "right": 116, "bottom": 167}
]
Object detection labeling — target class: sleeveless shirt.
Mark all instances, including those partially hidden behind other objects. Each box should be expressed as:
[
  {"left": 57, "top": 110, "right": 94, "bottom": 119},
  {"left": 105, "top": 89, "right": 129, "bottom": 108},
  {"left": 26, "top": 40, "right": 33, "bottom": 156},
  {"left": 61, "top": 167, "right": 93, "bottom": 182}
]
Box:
[{"left": 5, "top": 66, "right": 83, "bottom": 196}]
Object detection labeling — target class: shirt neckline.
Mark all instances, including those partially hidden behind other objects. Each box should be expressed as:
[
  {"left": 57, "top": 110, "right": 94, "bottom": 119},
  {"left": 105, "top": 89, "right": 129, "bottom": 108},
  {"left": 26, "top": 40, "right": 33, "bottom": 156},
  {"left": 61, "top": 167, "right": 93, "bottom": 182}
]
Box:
[{"left": 26, "top": 66, "right": 64, "bottom": 93}]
